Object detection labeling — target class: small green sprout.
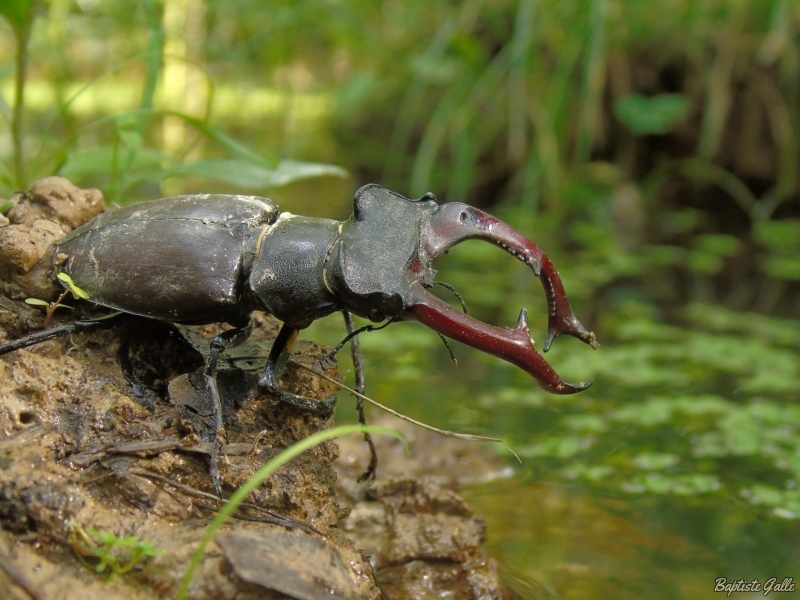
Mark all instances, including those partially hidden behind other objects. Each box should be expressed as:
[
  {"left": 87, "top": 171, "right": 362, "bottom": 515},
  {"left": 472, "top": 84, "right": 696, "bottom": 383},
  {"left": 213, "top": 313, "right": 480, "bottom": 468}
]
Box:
[
  {"left": 26, "top": 273, "right": 90, "bottom": 328},
  {"left": 0, "top": 200, "right": 14, "bottom": 215},
  {"left": 70, "top": 522, "right": 165, "bottom": 583}
]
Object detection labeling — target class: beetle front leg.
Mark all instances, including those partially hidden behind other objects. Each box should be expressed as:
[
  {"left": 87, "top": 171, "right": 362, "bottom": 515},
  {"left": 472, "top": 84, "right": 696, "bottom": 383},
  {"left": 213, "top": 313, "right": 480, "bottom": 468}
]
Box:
[
  {"left": 258, "top": 323, "right": 337, "bottom": 414},
  {"left": 343, "top": 312, "right": 378, "bottom": 484},
  {"left": 204, "top": 320, "right": 253, "bottom": 496}
]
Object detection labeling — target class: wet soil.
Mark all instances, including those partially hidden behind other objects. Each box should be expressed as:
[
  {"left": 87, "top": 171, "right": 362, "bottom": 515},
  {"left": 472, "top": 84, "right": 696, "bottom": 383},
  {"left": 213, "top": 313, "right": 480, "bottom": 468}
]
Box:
[{"left": 0, "top": 179, "right": 515, "bottom": 600}]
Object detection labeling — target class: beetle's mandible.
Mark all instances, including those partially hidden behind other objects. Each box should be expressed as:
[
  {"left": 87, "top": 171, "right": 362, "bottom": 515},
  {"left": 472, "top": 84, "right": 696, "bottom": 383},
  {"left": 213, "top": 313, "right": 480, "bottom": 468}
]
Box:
[{"left": 0, "top": 184, "right": 599, "bottom": 492}]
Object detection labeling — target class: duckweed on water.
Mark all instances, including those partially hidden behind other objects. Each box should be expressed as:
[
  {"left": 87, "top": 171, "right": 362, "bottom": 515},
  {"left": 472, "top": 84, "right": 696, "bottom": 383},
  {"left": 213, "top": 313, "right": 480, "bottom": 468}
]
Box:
[{"left": 484, "top": 304, "right": 800, "bottom": 519}]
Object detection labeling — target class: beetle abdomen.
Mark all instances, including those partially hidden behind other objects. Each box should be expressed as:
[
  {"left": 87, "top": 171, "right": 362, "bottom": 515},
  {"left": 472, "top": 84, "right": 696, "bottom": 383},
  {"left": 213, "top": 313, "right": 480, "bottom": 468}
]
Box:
[{"left": 56, "top": 194, "right": 279, "bottom": 324}]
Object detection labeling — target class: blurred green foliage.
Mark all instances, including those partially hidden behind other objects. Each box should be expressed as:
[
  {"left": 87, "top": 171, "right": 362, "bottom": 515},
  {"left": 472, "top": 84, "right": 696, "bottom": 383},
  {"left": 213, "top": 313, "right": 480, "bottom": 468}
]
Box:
[
  {"left": 0, "top": 0, "right": 346, "bottom": 203},
  {"left": 614, "top": 93, "right": 690, "bottom": 136}
]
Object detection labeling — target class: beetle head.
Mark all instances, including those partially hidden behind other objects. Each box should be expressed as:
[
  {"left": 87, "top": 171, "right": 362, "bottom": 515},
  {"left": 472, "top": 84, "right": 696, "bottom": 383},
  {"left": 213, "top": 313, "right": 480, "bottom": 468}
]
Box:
[
  {"left": 331, "top": 184, "right": 598, "bottom": 394},
  {"left": 330, "top": 184, "right": 439, "bottom": 321}
]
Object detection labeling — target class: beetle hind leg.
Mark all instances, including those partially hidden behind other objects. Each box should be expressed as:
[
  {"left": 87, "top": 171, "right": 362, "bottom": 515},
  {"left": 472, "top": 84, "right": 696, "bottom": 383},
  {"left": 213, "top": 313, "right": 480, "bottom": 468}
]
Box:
[{"left": 258, "top": 323, "right": 337, "bottom": 415}]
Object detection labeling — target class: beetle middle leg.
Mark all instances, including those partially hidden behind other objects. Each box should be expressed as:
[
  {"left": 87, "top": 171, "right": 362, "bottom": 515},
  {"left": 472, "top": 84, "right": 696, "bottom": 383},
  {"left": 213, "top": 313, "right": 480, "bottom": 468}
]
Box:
[
  {"left": 204, "top": 320, "right": 254, "bottom": 496},
  {"left": 258, "top": 323, "right": 337, "bottom": 414}
]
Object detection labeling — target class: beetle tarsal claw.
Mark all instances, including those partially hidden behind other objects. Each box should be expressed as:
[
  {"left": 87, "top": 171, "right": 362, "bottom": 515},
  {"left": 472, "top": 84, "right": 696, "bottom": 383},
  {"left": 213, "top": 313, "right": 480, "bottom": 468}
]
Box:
[{"left": 274, "top": 390, "right": 337, "bottom": 415}]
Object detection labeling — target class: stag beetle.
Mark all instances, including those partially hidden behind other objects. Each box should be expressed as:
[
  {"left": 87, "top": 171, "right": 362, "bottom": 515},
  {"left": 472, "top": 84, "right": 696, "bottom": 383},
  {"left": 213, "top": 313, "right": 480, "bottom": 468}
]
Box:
[{"left": 0, "top": 184, "right": 598, "bottom": 492}]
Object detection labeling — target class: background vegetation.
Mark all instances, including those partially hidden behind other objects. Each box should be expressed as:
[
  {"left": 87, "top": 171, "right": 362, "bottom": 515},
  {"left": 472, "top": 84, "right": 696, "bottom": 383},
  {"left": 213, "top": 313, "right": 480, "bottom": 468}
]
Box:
[{"left": 1, "top": 0, "right": 799, "bottom": 597}]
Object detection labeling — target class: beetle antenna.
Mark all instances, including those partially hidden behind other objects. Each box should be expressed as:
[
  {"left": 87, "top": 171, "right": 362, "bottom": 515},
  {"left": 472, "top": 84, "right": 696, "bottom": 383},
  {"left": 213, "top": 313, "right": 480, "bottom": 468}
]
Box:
[
  {"left": 429, "top": 283, "right": 467, "bottom": 365},
  {"left": 437, "top": 333, "right": 458, "bottom": 366},
  {"left": 315, "top": 315, "right": 397, "bottom": 371},
  {"left": 293, "top": 359, "right": 507, "bottom": 445},
  {"left": 432, "top": 281, "right": 469, "bottom": 314}
]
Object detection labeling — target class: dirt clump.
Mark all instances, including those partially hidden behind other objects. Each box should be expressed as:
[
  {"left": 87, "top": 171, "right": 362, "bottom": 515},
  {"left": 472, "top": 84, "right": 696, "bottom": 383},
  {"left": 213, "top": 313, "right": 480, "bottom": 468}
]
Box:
[
  {"left": 0, "top": 177, "right": 105, "bottom": 297},
  {"left": 335, "top": 415, "right": 517, "bottom": 600}
]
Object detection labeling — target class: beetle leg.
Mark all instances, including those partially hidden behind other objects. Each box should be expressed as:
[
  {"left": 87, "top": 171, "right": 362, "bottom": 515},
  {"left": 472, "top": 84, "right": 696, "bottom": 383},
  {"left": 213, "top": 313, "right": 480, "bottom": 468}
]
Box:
[
  {"left": 316, "top": 317, "right": 396, "bottom": 371},
  {"left": 258, "top": 323, "right": 337, "bottom": 414},
  {"left": 204, "top": 320, "right": 254, "bottom": 497},
  {"left": 344, "top": 311, "right": 378, "bottom": 484},
  {"left": 0, "top": 315, "right": 126, "bottom": 356}
]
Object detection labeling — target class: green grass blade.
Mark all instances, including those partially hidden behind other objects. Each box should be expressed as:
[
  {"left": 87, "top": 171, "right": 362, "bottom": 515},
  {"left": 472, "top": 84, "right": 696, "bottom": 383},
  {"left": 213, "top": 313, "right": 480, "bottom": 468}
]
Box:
[
  {"left": 508, "top": 0, "right": 535, "bottom": 162},
  {"left": 575, "top": 0, "right": 608, "bottom": 166}
]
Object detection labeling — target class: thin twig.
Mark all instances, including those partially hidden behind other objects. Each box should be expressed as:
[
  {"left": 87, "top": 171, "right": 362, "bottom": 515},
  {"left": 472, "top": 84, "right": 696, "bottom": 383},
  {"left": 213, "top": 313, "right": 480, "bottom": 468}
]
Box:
[
  {"left": 249, "top": 429, "right": 270, "bottom": 454},
  {"left": 292, "top": 360, "right": 504, "bottom": 445},
  {"left": 126, "top": 469, "right": 322, "bottom": 536},
  {"left": 0, "top": 550, "right": 41, "bottom": 600}
]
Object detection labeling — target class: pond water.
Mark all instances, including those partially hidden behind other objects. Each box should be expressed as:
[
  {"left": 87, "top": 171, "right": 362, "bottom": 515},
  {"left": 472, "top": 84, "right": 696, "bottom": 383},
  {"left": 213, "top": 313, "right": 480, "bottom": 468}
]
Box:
[{"left": 304, "top": 247, "right": 800, "bottom": 599}]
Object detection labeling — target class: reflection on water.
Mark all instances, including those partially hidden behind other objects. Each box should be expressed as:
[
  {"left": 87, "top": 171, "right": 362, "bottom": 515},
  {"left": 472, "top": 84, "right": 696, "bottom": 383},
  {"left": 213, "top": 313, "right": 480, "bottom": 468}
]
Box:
[{"left": 465, "top": 478, "right": 799, "bottom": 599}]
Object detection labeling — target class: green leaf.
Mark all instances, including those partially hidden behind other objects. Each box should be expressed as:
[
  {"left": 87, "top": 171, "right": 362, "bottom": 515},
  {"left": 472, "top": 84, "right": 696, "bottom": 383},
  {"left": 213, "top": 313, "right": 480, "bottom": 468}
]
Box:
[
  {"left": 409, "top": 55, "right": 459, "bottom": 82},
  {"left": 643, "top": 244, "right": 686, "bottom": 267},
  {"left": 695, "top": 234, "right": 741, "bottom": 257},
  {"left": 754, "top": 219, "right": 800, "bottom": 252},
  {"left": 765, "top": 256, "right": 800, "bottom": 280},
  {"left": 24, "top": 298, "right": 49, "bottom": 306},
  {"left": 564, "top": 464, "right": 613, "bottom": 482},
  {"left": 746, "top": 485, "right": 785, "bottom": 507},
  {"left": 0, "top": 199, "right": 14, "bottom": 214},
  {"left": 565, "top": 414, "right": 609, "bottom": 433},
  {"left": 632, "top": 452, "right": 680, "bottom": 471},
  {"left": 518, "top": 436, "right": 587, "bottom": 458},
  {"left": 117, "top": 129, "right": 142, "bottom": 150},
  {"left": 57, "top": 273, "right": 90, "bottom": 299},
  {"left": 59, "top": 146, "right": 168, "bottom": 177},
  {"left": 688, "top": 249, "right": 723, "bottom": 274},
  {"left": 483, "top": 387, "right": 544, "bottom": 407},
  {"left": 612, "top": 398, "right": 674, "bottom": 426},
  {"left": 625, "top": 473, "right": 721, "bottom": 495},
  {"left": 173, "top": 113, "right": 277, "bottom": 167},
  {"left": 128, "top": 158, "right": 347, "bottom": 190},
  {"left": 0, "top": 0, "right": 37, "bottom": 36},
  {"left": 614, "top": 93, "right": 690, "bottom": 135}
]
